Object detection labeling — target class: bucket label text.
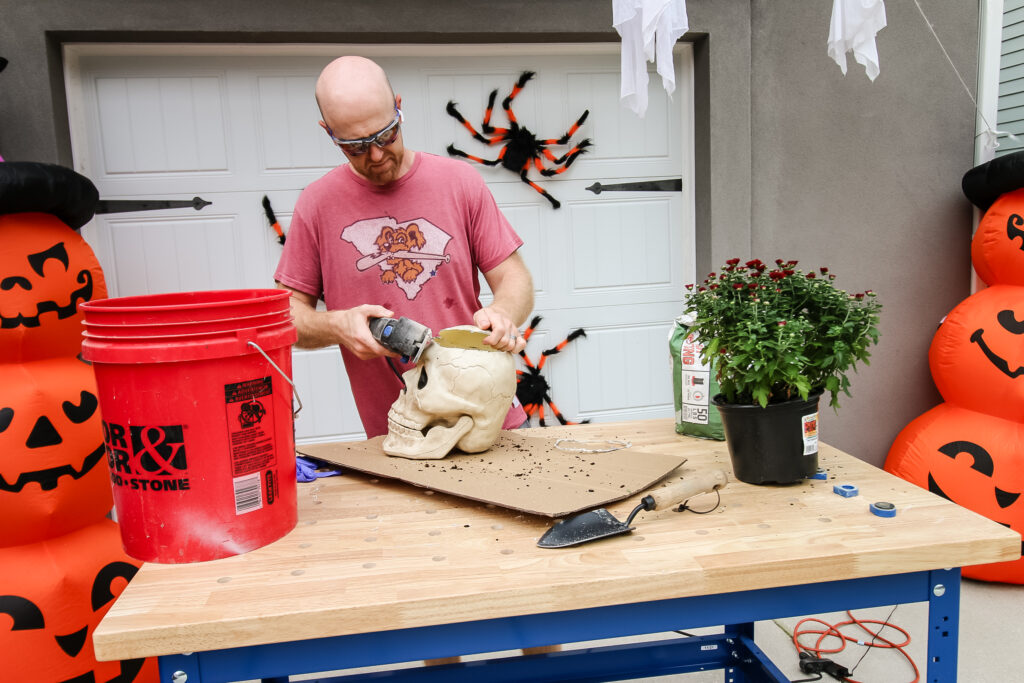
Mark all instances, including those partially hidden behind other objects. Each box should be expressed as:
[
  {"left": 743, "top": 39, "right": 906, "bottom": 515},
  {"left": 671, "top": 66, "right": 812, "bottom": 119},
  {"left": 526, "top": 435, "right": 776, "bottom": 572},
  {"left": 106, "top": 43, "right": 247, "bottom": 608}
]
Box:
[
  {"left": 102, "top": 421, "right": 191, "bottom": 492},
  {"left": 225, "top": 376, "right": 278, "bottom": 514}
]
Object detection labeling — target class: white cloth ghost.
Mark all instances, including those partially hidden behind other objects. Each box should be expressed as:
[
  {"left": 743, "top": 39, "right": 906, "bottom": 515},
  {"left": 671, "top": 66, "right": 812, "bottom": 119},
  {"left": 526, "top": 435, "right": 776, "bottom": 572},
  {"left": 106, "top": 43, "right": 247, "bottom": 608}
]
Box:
[
  {"left": 613, "top": 0, "right": 689, "bottom": 117},
  {"left": 828, "top": 0, "right": 887, "bottom": 81}
]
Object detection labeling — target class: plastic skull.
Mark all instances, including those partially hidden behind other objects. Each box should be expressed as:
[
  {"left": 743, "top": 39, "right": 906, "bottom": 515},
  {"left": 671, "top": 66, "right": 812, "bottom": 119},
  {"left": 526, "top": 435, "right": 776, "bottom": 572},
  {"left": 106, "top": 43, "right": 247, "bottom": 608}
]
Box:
[{"left": 383, "top": 326, "right": 516, "bottom": 459}]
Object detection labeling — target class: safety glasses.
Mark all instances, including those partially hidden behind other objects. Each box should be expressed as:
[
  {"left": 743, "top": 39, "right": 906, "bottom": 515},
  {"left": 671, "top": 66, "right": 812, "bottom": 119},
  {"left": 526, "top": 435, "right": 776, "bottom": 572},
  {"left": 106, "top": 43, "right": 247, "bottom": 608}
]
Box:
[{"left": 325, "top": 106, "right": 402, "bottom": 156}]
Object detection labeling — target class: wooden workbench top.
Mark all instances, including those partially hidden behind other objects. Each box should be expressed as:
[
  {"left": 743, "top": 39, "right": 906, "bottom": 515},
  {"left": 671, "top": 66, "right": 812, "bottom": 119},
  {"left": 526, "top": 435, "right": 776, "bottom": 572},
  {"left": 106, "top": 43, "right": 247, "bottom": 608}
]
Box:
[{"left": 93, "top": 419, "right": 1020, "bottom": 661}]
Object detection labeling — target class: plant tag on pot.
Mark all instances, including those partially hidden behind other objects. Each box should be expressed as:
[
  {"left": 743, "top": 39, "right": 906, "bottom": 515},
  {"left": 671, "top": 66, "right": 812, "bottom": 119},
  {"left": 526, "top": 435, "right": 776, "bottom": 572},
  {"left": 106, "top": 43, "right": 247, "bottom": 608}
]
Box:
[
  {"left": 802, "top": 411, "right": 819, "bottom": 455},
  {"left": 670, "top": 315, "right": 724, "bottom": 440}
]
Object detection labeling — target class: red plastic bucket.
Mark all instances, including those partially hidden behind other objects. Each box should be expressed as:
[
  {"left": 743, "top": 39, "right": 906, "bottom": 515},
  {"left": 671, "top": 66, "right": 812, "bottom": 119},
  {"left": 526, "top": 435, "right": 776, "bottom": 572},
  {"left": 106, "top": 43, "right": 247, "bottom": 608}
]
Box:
[{"left": 81, "top": 289, "right": 298, "bottom": 563}]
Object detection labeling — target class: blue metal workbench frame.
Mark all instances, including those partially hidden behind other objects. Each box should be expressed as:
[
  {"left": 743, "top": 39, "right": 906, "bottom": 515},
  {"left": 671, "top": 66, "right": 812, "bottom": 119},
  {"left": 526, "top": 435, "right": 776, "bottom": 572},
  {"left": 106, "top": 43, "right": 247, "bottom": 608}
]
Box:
[{"left": 158, "top": 568, "right": 960, "bottom": 683}]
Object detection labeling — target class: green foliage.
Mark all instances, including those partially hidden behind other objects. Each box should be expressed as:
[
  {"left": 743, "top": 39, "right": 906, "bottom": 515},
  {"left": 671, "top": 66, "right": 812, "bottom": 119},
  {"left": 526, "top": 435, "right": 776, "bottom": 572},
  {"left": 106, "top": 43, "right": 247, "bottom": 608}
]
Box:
[{"left": 683, "top": 259, "right": 881, "bottom": 410}]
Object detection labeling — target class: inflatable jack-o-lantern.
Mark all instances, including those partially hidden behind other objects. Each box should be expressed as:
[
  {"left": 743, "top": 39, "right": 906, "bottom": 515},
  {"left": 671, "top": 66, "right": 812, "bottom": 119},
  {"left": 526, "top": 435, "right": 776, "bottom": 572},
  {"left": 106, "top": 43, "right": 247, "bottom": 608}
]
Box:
[
  {"left": 0, "top": 212, "right": 107, "bottom": 362},
  {"left": 888, "top": 152, "right": 1024, "bottom": 583},
  {"left": 971, "top": 188, "right": 1024, "bottom": 287},
  {"left": 0, "top": 358, "right": 112, "bottom": 546},
  {"left": 886, "top": 404, "right": 1024, "bottom": 582},
  {"left": 929, "top": 285, "right": 1024, "bottom": 422},
  {"left": 0, "top": 519, "right": 158, "bottom": 683}
]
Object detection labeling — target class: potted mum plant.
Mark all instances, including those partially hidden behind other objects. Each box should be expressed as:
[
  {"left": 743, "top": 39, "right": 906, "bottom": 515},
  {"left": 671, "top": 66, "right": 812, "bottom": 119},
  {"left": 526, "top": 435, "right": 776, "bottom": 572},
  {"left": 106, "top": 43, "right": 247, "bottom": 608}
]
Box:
[{"left": 683, "top": 258, "right": 881, "bottom": 484}]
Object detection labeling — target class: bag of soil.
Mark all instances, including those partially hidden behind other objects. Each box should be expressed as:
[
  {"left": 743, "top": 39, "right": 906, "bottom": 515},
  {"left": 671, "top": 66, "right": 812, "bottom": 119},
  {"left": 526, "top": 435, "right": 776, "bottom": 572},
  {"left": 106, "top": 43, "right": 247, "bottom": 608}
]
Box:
[{"left": 669, "top": 315, "right": 724, "bottom": 440}]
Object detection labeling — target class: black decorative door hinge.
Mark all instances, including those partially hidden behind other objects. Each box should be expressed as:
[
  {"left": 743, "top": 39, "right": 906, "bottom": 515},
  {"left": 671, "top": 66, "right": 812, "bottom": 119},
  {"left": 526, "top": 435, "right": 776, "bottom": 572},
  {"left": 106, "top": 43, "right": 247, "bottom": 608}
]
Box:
[
  {"left": 94, "top": 196, "right": 212, "bottom": 214},
  {"left": 586, "top": 179, "right": 682, "bottom": 194}
]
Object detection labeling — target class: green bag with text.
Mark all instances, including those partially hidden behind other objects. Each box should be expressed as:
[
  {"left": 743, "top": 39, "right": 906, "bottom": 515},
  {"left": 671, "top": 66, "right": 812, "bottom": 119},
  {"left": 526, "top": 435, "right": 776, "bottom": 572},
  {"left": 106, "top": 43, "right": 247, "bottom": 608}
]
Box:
[{"left": 669, "top": 315, "right": 724, "bottom": 440}]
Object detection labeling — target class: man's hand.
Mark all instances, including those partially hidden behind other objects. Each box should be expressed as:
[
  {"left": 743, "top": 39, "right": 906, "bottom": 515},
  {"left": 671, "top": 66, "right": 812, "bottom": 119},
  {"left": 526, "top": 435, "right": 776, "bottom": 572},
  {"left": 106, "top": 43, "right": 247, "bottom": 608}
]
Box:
[
  {"left": 474, "top": 305, "right": 527, "bottom": 354},
  {"left": 331, "top": 304, "right": 400, "bottom": 360},
  {"left": 278, "top": 284, "right": 398, "bottom": 360}
]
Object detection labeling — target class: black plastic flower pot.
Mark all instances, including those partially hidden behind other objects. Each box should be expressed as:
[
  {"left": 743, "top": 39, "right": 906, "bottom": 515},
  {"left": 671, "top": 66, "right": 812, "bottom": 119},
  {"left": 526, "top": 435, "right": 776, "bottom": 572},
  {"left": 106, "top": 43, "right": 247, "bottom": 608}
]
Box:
[{"left": 712, "top": 392, "right": 821, "bottom": 485}]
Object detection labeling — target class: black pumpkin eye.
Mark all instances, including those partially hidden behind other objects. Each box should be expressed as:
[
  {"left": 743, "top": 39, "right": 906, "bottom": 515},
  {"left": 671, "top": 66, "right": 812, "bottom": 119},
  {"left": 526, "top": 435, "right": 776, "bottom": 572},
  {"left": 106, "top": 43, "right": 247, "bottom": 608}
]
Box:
[
  {"left": 62, "top": 391, "right": 98, "bottom": 424},
  {"left": 997, "top": 310, "right": 1024, "bottom": 335},
  {"left": 0, "top": 407, "right": 12, "bottom": 433},
  {"left": 91, "top": 561, "right": 139, "bottom": 611},
  {"left": 417, "top": 367, "right": 429, "bottom": 390},
  {"left": 0, "top": 595, "right": 45, "bottom": 631},
  {"left": 938, "top": 440, "right": 995, "bottom": 476},
  {"left": 28, "top": 242, "right": 70, "bottom": 276},
  {"left": 0, "top": 275, "right": 32, "bottom": 291}
]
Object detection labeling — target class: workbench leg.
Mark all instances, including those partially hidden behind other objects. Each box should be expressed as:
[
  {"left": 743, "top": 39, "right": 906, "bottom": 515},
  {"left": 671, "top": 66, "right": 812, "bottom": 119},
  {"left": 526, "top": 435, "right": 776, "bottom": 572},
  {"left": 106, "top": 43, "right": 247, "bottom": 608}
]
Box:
[
  {"left": 925, "top": 567, "right": 961, "bottom": 682},
  {"left": 158, "top": 654, "right": 201, "bottom": 683},
  {"left": 720, "top": 622, "right": 789, "bottom": 682}
]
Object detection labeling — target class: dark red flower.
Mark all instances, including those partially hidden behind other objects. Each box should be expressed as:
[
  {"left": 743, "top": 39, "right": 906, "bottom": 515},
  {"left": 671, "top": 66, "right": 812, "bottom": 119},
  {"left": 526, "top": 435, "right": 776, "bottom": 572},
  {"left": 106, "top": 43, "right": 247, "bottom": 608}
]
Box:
[
  {"left": 685, "top": 284, "right": 694, "bottom": 290},
  {"left": 806, "top": 272, "right": 816, "bottom": 279},
  {"left": 726, "top": 258, "right": 741, "bottom": 266},
  {"left": 733, "top": 283, "right": 744, "bottom": 290},
  {"left": 768, "top": 270, "right": 785, "bottom": 281}
]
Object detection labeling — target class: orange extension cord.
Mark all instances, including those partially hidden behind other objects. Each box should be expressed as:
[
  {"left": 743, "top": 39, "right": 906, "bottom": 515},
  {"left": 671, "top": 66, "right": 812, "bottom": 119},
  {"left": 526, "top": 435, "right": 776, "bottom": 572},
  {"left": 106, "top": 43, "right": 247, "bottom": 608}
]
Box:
[{"left": 791, "top": 609, "right": 919, "bottom": 683}]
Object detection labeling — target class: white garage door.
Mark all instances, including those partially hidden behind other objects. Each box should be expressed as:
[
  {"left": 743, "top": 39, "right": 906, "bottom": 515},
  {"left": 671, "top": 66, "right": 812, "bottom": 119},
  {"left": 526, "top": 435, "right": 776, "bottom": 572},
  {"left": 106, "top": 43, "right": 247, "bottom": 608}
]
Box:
[{"left": 66, "top": 45, "right": 695, "bottom": 443}]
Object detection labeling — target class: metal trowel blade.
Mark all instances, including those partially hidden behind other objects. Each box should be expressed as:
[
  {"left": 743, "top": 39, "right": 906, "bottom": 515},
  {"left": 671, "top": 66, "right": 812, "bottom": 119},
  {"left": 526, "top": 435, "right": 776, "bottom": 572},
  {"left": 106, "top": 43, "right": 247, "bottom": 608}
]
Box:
[{"left": 536, "top": 508, "right": 633, "bottom": 548}]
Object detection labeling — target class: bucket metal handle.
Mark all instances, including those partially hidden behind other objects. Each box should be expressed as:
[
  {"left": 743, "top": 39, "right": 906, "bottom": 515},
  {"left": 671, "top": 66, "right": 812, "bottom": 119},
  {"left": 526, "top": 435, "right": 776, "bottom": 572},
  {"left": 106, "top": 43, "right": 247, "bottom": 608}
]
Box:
[{"left": 247, "top": 341, "right": 303, "bottom": 418}]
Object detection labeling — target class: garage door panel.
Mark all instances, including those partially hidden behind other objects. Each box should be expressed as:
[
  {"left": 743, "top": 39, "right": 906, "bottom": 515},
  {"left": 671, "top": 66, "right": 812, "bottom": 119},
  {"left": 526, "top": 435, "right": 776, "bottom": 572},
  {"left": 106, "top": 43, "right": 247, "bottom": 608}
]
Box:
[
  {"left": 572, "top": 319, "right": 674, "bottom": 419},
  {"left": 291, "top": 348, "right": 364, "bottom": 443},
  {"left": 257, "top": 75, "right": 338, "bottom": 171},
  {"left": 98, "top": 213, "right": 243, "bottom": 295},
  {"left": 95, "top": 75, "right": 229, "bottom": 175},
  {"left": 568, "top": 197, "right": 674, "bottom": 291}
]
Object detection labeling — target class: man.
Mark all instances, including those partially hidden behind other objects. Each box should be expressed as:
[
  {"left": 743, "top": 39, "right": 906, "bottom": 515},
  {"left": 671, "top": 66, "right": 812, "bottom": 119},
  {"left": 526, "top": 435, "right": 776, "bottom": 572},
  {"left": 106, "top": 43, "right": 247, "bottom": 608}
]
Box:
[{"left": 274, "top": 56, "right": 533, "bottom": 437}]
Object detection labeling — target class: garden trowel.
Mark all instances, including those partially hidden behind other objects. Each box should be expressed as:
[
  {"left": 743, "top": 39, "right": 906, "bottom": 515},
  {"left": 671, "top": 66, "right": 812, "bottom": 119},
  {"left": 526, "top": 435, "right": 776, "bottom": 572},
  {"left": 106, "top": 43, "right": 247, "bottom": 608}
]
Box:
[{"left": 537, "top": 469, "right": 729, "bottom": 548}]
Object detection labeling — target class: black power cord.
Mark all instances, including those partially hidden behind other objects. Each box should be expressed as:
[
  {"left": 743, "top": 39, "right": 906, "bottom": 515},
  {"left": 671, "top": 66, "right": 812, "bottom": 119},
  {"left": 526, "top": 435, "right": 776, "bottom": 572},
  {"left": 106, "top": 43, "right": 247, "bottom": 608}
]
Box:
[{"left": 796, "top": 651, "right": 851, "bottom": 682}]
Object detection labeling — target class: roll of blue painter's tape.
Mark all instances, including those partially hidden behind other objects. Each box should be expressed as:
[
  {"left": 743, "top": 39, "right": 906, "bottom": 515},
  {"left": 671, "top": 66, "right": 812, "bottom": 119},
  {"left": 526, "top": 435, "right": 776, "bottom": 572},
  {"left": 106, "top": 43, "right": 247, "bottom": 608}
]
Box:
[
  {"left": 833, "top": 484, "right": 858, "bottom": 497},
  {"left": 870, "top": 501, "right": 897, "bottom": 518}
]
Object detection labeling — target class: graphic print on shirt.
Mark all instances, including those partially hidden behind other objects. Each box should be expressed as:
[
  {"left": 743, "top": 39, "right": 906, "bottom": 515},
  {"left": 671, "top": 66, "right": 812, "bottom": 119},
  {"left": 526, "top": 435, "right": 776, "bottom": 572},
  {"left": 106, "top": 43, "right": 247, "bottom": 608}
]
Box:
[{"left": 342, "top": 216, "right": 452, "bottom": 300}]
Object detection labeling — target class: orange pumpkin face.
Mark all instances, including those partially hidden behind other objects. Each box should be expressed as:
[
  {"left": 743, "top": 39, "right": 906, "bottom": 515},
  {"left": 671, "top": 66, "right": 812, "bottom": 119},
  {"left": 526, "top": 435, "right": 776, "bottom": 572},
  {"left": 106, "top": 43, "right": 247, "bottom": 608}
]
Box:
[
  {"left": 0, "top": 212, "right": 107, "bottom": 363},
  {"left": 0, "top": 358, "right": 112, "bottom": 546},
  {"left": 0, "top": 519, "right": 157, "bottom": 682},
  {"left": 973, "top": 188, "right": 1024, "bottom": 287},
  {"left": 886, "top": 403, "right": 1024, "bottom": 583},
  {"left": 929, "top": 285, "right": 1024, "bottom": 421}
]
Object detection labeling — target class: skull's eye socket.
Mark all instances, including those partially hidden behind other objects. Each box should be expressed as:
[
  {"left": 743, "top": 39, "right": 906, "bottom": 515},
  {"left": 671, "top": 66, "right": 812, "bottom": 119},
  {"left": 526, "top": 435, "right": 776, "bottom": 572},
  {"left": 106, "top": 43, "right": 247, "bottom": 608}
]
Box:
[{"left": 417, "top": 367, "right": 429, "bottom": 390}]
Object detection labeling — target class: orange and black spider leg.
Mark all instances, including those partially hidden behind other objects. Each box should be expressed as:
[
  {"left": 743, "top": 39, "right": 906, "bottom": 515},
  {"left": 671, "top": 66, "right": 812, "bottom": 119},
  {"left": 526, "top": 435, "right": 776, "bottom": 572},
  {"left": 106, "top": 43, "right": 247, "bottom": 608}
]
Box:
[
  {"left": 519, "top": 168, "right": 560, "bottom": 209},
  {"left": 501, "top": 71, "right": 535, "bottom": 123},
  {"left": 540, "top": 329, "right": 586, "bottom": 362},
  {"left": 446, "top": 144, "right": 502, "bottom": 167},
  {"left": 446, "top": 100, "right": 493, "bottom": 145},
  {"left": 481, "top": 90, "right": 499, "bottom": 134},
  {"left": 540, "top": 140, "right": 593, "bottom": 176},
  {"left": 556, "top": 110, "right": 590, "bottom": 144},
  {"left": 544, "top": 396, "right": 588, "bottom": 426},
  {"left": 520, "top": 316, "right": 541, "bottom": 343},
  {"left": 536, "top": 402, "right": 547, "bottom": 427}
]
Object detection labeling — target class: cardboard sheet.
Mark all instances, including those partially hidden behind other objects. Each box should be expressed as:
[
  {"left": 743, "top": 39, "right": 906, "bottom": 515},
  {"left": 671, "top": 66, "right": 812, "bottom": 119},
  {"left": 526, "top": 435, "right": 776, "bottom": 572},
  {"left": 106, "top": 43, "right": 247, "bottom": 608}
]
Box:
[{"left": 300, "top": 431, "right": 686, "bottom": 517}]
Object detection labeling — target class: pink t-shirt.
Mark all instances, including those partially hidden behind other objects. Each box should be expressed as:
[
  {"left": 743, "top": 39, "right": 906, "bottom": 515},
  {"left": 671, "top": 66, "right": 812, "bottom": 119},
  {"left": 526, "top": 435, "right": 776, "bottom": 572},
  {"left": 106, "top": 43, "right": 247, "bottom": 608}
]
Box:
[{"left": 275, "top": 152, "right": 527, "bottom": 437}]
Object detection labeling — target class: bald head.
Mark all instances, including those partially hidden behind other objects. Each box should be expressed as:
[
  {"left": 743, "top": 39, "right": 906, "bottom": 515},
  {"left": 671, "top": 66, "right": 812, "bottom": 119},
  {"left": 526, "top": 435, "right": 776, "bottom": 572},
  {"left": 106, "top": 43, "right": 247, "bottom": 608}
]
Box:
[{"left": 316, "top": 56, "right": 395, "bottom": 137}]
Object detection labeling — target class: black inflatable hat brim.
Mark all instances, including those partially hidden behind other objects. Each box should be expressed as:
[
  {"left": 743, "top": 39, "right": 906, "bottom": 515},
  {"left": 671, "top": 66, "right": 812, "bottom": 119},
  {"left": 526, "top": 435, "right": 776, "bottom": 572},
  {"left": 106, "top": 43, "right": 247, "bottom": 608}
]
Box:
[
  {"left": 961, "top": 149, "right": 1024, "bottom": 211},
  {"left": 0, "top": 162, "right": 99, "bottom": 230}
]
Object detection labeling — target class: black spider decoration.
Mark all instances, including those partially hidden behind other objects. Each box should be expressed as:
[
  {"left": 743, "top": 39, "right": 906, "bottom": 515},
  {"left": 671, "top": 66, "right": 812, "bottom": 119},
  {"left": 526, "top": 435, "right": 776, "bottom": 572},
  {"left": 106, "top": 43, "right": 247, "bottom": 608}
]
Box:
[
  {"left": 445, "top": 71, "right": 592, "bottom": 209},
  {"left": 516, "top": 315, "right": 589, "bottom": 426}
]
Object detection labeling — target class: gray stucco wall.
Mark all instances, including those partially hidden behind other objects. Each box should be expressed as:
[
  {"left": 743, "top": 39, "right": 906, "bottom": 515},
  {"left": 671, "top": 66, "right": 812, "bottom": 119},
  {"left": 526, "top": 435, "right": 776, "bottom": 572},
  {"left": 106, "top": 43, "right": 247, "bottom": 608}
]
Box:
[{"left": 0, "top": 0, "right": 979, "bottom": 467}]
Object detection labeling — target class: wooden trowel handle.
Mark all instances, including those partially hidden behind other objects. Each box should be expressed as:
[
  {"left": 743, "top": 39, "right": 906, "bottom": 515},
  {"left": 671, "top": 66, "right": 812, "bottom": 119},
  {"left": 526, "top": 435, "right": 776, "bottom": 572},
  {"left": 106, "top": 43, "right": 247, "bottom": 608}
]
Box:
[{"left": 647, "top": 469, "right": 729, "bottom": 509}]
